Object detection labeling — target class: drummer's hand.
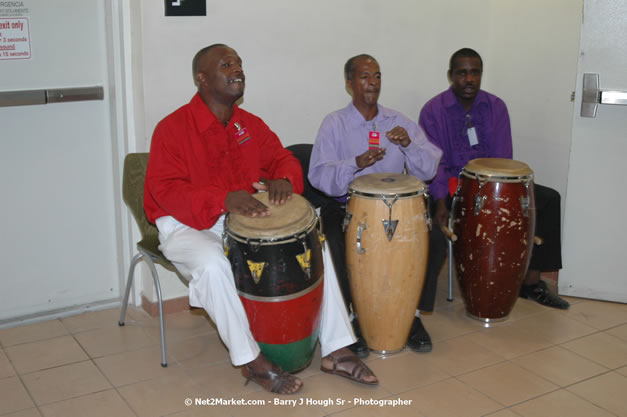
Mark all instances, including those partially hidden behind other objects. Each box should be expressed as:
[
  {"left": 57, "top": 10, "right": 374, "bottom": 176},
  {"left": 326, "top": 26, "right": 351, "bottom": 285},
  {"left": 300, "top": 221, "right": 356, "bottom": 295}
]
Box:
[
  {"left": 252, "top": 179, "right": 292, "bottom": 205},
  {"left": 434, "top": 199, "right": 449, "bottom": 226},
  {"left": 225, "top": 190, "right": 271, "bottom": 217},
  {"left": 386, "top": 126, "right": 411, "bottom": 147},
  {"left": 356, "top": 148, "right": 386, "bottom": 169}
]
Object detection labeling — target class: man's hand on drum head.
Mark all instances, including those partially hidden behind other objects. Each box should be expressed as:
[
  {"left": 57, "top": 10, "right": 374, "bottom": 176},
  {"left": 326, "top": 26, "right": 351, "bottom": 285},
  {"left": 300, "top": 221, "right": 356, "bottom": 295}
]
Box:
[
  {"left": 356, "top": 148, "right": 386, "bottom": 169},
  {"left": 386, "top": 126, "right": 411, "bottom": 147},
  {"left": 252, "top": 178, "right": 293, "bottom": 205},
  {"left": 225, "top": 190, "right": 271, "bottom": 217}
]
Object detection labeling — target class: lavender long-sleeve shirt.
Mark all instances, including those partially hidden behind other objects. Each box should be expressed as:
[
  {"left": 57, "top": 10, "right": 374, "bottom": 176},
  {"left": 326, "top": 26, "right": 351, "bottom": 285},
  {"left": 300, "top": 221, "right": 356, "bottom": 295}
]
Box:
[
  {"left": 418, "top": 87, "right": 513, "bottom": 200},
  {"left": 308, "top": 102, "right": 442, "bottom": 199}
]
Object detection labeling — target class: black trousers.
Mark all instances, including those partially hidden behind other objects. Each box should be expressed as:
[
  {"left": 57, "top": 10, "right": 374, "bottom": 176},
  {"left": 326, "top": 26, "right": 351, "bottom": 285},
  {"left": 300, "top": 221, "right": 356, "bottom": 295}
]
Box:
[{"left": 321, "top": 199, "right": 447, "bottom": 313}]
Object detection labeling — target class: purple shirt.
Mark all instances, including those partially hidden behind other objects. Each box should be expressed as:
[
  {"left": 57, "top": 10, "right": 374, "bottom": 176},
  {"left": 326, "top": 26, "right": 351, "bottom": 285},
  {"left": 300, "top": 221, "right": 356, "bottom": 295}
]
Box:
[
  {"left": 419, "top": 87, "right": 513, "bottom": 200},
  {"left": 309, "top": 102, "right": 442, "bottom": 198}
]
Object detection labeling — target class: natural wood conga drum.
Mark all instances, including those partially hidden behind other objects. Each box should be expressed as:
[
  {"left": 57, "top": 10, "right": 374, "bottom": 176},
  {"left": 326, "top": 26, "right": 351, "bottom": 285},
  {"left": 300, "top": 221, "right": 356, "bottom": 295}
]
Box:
[
  {"left": 345, "top": 173, "right": 429, "bottom": 354},
  {"left": 225, "top": 193, "right": 324, "bottom": 372},
  {"left": 451, "top": 158, "right": 536, "bottom": 323}
]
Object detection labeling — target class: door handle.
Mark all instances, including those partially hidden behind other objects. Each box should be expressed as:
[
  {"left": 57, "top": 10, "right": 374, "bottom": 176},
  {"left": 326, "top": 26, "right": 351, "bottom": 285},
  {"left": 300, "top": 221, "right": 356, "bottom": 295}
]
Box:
[{"left": 581, "top": 73, "right": 627, "bottom": 118}]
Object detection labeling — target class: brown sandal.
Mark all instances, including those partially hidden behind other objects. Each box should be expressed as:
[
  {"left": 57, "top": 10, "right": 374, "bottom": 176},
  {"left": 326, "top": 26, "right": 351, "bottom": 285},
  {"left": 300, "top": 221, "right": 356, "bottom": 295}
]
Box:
[
  {"left": 320, "top": 352, "right": 378, "bottom": 385},
  {"left": 242, "top": 362, "right": 303, "bottom": 394}
]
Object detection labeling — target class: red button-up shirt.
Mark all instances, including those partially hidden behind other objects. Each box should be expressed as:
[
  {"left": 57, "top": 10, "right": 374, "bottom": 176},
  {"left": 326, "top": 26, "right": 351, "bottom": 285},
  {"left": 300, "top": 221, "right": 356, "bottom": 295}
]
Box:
[{"left": 144, "top": 93, "right": 304, "bottom": 230}]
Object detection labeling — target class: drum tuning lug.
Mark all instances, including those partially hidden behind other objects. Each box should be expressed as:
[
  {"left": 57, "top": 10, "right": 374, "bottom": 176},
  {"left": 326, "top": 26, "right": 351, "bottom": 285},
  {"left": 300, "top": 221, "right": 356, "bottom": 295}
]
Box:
[
  {"left": 356, "top": 223, "right": 368, "bottom": 254},
  {"left": 222, "top": 232, "right": 229, "bottom": 256},
  {"left": 520, "top": 196, "right": 530, "bottom": 217},
  {"left": 342, "top": 212, "right": 353, "bottom": 232},
  {"left": 474, "top": 194, "right": 487, "bottom": 215},
  {"left": 248, "top": 239, "right": 261, "bottom": 253}
]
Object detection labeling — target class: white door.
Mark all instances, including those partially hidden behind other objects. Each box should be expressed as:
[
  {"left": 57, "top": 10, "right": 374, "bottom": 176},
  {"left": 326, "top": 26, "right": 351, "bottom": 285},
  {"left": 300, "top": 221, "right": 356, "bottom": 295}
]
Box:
[
  {"left": 0, "top": 1, "right": 121, "bottom": 320},
  {"left": 561, "top": 0, "right": 627, "bottom": 302}
]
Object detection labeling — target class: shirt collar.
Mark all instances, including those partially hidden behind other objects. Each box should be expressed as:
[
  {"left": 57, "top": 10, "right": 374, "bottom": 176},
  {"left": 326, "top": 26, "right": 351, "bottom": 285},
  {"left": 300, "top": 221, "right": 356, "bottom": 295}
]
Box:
[
  {"left": 189, "top": 92, "right": 241, "bottom": 132},
  {"left": 347, "top": 101, "right": 394, "bottom": 128},
  {"left": 443, "top": 86, "right": 488, "bottom": 112}
]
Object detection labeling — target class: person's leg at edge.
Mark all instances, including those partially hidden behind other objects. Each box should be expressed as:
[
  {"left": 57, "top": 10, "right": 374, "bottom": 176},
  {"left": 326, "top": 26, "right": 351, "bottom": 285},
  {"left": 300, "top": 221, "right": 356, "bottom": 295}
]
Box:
[
  {"left": 320, "top": 201, "right": 369, "bottom": 358},
  {"left": 318, "top": 240, "right": 378, "bottom": 384},
  {"left": 156, "top": 215, "right": 303, "bottom": 394},
  {"left": 519, "top": 184, "right": 569, "bottom": 309}
]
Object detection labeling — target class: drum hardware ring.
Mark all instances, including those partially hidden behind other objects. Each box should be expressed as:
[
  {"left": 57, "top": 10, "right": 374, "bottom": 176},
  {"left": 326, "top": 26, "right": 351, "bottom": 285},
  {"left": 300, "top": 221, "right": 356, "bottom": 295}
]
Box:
[
  {"left": 356, "top": 223, "right": 368, "bottom": 254},
  {"left": 247, "top": 239, "right": 262, "bottom": 253},
  {"left": 342, "top": 211, "right": 353, "bottom": 232},
  {"left": 473, "top": 179, "right": 487, "bottom": 215}
]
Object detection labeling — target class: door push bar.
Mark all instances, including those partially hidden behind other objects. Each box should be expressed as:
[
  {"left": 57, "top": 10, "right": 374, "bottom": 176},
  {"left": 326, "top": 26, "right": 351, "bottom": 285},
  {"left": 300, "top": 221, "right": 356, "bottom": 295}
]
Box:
[
  {"left": 0, "top": 86, "right": 104, "bottom": 107},
  {"left": 581, "top": 73, "right": 627, "bottom": 118}
]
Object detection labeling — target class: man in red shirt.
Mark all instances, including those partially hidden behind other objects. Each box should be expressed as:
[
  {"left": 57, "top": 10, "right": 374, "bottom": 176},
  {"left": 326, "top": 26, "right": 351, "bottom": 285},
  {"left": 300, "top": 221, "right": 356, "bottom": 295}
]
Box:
[{"left": 144, "top": 44, "right": 377, "bottom": 394}]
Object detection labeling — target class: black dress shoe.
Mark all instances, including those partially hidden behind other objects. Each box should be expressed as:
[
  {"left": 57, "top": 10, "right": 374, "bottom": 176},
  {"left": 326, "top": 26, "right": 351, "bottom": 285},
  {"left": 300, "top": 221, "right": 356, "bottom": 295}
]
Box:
[
  {"left": 519, "top": 280, "right": 570, "bottom": 310},
  {"left": 407, "top": 317, "right": 432, "bottom": 353},
  {"left": 348, "top": 319, "right": 369, "bottom": 359}
]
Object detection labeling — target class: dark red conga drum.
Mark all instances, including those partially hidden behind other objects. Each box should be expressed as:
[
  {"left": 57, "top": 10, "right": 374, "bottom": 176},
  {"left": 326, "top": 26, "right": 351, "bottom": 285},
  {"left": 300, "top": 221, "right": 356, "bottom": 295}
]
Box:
[
  {"left": 451, "top": 158, "right": 536, "bottom": 323},
  {"left": 224, "top": 193, "right": 323, "bottom": 372}
]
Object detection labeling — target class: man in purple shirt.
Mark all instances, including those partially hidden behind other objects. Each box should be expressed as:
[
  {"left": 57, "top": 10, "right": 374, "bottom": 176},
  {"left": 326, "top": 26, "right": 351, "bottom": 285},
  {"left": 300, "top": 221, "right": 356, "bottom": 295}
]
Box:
[
  {"left": 309, "top": 54, "right": 446, "bottom": 357},
  {"left": 419, "top": 48, "right": 569, "bottom": 309}
]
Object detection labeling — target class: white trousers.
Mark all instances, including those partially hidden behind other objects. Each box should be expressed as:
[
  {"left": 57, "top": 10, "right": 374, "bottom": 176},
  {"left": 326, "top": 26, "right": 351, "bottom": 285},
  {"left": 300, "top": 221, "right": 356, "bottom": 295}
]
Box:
[{"left": 156, "top": 215, "right": 355, "bottom": 366}]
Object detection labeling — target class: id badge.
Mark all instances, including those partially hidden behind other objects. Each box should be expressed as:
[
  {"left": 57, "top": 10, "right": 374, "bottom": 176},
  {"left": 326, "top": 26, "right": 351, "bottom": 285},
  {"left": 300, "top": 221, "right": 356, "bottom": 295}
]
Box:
[
  {"left": 368, "top": 131, "right": 380, "bottom": 150},
  {"left": 233, "top": 122, "right": 251, "bottom": 145},
  {"left": 467, "top": 127, "right": 479, "bottom": 146}
]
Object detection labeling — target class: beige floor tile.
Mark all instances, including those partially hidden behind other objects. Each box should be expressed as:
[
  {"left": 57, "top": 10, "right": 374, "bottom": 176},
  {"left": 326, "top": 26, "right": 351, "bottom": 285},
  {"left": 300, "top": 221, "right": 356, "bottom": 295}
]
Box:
[
  {"left": 166, "top": 405, "right": 232, "bottom": 417},
  {"left": 457, "top": 362, "right": 558, "bottom": 407},
  {"left": 1, "top": 409, "right": 43, "bottom": 417},
  {"left": 167, "top": 333, "right": 230, "bottom": 369},
  {"left": 483, "top": 410, "right": 520, "bottom": 417},
  {"left": 560, "top": 299, "right": 627, "bottom": 330},
  {"left": 1, "top": 347, "right": 17, "bottom": 378},
  {"left": 21, "top": 360, "right": 111, "bottom": 406},
  {"left": 606, "top": 323, "right": 627, "bottom": 342},
  {"left": 134, "top": 309, "right": 216, "bottom": 343},
  {"left": 421, "top": 305, "right": 484, "bottom": 342},
  {"left": 402, "top": 377, "right": 502, "bottom": 417},
  {"left": 511, "top": 389, "right": 615, "bottom": 417},
  {"left": 426, "top": 334, "right": 506, "bottom": 376},
  {"left": 39, "top": 389, "right": 135, "bottom": 417},
  {"left": 617, "top": 366, "right": 627, "bottom": 377},
  {"left": 118, "top": 364, "right": 251, "bottom": 417},
  {"left": 567, "top": 372, "right": 627, "bottom": 417},
  {"left": 512, "top": 346, "right": 608, "bottom": 386},
  {"left": 466, "top": 321, "right": 554, "bottom": 360},
  {"left": 292, "top": 372, "right": 392, "bottom": 415},
  {"left": 0, "top": 376, "right": 35, "bottom": 415},
  {"left": 94, "top": 345, "right": 181, "bottom": 387},
  {"left": 61, "top": 308, "right": 134, "bottom": 334},
  {"left": 0, "top": 319, "right": 68, "bottom": 347},
  {"left": 505, "top": 298, "right": 549, "bottom": 322},
  {"left": 331, "top": 396, "right": 426, "bottom": 417},
  {"left": 365, "top": 350, "right": 450, "bottom": 393},
  {"left": 231, "top": 390, "right": 327, "bottom": 417},
  {"left": 74, "top": 325, "right": 158, "bottom": 358},
  {"left": 5, "top": 336, "right": 89, "bottom": 374},
  {"left": 511, "top": 310, "right": 598, "bottom": 344},
  {"left": 560, "top": 331, "right": 627, "bottom": 369}
]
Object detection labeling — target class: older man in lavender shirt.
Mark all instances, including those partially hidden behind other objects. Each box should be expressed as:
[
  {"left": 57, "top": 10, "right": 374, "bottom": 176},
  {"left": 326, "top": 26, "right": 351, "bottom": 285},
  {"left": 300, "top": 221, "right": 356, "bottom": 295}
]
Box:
[
  {"left": 419, "top": 48, "right": 569, "bottom": 310},
  {"left": 308, "top": 54, "right": 445, "bottom": 357}
]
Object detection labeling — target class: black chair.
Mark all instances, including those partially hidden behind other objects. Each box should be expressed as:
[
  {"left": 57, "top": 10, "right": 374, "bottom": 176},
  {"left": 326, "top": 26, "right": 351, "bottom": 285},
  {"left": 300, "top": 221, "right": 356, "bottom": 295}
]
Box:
[{"left": 285, "top": 143, "right": 332, "bottom": 209}]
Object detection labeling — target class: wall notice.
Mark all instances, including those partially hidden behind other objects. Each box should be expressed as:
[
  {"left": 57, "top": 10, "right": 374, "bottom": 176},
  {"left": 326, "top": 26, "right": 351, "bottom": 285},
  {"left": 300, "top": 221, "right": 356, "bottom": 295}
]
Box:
[{"left": 0, "top": 17, "right": 30, "bottom": 59}]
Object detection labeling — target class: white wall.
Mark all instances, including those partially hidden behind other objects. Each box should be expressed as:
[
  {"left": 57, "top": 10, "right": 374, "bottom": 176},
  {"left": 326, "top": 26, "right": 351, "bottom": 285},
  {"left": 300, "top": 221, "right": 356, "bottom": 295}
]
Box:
[{"left": 135, "top": 0, "right": 582, "bottom": 301}]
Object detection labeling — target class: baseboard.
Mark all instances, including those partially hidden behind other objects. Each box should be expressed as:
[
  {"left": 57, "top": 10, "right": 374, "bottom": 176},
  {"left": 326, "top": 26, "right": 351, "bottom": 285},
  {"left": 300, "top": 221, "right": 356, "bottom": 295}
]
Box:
[{"left": 141, "top": 295, "right": 190, "bottom": 317}]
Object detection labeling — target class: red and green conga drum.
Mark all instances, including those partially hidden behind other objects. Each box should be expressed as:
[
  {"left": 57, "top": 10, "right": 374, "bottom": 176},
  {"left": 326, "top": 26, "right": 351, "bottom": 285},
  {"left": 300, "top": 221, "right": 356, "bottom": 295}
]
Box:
[{"left": 224, "top": 193, "right": 324, "bottom": 372}]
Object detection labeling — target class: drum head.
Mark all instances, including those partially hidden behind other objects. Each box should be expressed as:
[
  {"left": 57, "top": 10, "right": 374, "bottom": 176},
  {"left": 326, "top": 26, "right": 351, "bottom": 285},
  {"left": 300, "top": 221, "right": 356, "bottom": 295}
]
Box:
[
  {"left": 227, "top": 193, "right": 315, "bottom": 240},
  {"left": 348, "top": 173, "right": 425, "bottom": 196},
  {"left": 463, "top": 158, "right": 533, "bottom": 178}
]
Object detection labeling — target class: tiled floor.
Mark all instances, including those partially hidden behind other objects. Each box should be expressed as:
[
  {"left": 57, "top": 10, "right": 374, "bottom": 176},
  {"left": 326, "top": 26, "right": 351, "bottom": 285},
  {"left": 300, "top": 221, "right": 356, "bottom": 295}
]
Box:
[{"left": 1, "top": 270, "right": 627, "bottom": 417}]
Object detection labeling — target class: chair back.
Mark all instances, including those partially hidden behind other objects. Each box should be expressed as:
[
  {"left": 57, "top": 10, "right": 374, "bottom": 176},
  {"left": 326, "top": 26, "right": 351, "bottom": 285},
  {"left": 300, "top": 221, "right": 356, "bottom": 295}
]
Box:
[
  {"left": 122, "top": 153, "right": 160, "bottom": 247},
  {"left": 286, "top": 144, "right": 332, "bottom": 209}
]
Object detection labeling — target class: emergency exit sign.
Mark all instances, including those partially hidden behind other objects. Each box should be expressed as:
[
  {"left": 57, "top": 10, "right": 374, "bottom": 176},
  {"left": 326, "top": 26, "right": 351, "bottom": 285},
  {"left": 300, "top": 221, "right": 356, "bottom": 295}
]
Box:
[{"left": 165, "top": 0, "right": 206, "bottom": 16}]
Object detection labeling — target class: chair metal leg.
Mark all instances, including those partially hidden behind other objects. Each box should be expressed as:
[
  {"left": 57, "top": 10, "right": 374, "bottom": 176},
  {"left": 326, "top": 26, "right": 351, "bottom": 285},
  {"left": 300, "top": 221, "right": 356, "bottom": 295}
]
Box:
[
  {"left": 140, "top": 249, "right": 168, "bottom": 368},
  {"left": 447, "top": 237, "right": 454, "bottom": 302},
  {"left": 119, "top": 252, "right": 143, "bottom": 326}
]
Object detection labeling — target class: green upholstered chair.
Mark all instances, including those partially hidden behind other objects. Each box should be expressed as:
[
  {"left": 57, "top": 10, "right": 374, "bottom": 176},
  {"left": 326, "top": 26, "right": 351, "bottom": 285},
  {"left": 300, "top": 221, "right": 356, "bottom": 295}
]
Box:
[{"left": 119, "top": 152, "right": 173, "bottom": 367}]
